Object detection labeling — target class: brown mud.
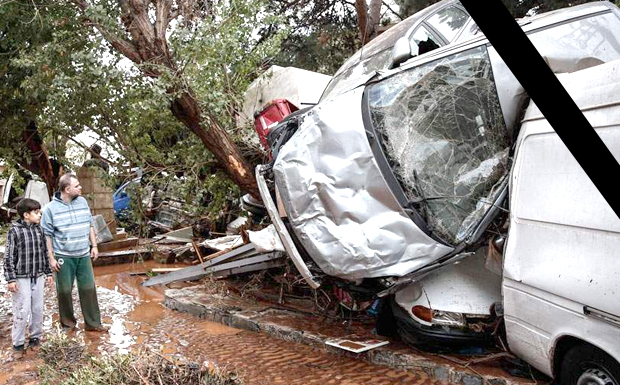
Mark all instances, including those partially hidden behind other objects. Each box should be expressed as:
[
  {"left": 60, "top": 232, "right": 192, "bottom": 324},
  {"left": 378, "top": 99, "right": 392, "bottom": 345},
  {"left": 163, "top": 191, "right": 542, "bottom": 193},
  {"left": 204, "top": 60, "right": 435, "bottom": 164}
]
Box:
[{"left": 0, "top": 260, "right": 447, "bottom": 385}]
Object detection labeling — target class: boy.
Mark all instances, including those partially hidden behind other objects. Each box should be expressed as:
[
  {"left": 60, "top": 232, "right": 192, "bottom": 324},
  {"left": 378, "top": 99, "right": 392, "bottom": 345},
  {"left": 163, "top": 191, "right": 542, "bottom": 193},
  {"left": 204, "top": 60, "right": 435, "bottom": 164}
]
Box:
[{"left": 4, "top": 198, "right": 53, "bottom": 357}]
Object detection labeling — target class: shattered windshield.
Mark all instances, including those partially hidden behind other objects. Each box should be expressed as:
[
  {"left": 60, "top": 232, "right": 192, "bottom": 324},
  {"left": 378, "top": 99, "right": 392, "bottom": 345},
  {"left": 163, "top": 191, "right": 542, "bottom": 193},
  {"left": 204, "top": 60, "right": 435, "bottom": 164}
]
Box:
[
  {"left": 320, "top": 49, "right": 393, "bottom": 102},
  {"left": 367, "top": 46, "right": 510, "bottom": 245}
]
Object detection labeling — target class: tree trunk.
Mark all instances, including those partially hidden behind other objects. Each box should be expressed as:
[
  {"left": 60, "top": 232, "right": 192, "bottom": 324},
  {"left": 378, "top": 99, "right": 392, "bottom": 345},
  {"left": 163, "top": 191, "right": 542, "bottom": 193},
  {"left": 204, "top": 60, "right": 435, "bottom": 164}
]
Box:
[
  {"left": 355, "top": 0, "right": 369, "bottom": 44},
  {"left": 356, "top": 0, "right": 384, "bottom": 45},
  {"left": 71, "top": 0, "right": 260, "bottom": 198},
  {"left": 170, "top": 92, "right": 259, "bottom": 197},
  {"left": 368, "top": 0, "right": 382, "bottom": 39},
  {"left": 20, "top": 121, "right": 58, "bottom": 196}
]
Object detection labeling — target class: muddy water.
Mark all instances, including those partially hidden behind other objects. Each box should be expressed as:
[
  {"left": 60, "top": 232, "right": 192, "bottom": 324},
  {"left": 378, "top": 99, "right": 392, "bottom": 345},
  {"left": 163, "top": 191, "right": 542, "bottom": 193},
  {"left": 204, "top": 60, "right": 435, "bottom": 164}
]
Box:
[{"left": 1, "top": 261, "right": 447, "bottom": 385}]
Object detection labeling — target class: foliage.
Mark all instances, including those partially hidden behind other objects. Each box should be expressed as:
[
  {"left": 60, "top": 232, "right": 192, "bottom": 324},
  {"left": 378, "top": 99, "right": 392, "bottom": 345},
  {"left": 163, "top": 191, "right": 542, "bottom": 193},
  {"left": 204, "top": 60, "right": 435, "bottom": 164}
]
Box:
[
  {"left": 266, "top": 0, "right": 361, "bottom": 74},
  {"left": 393, "top": 0, "right": 441, "bottom": 19},
  {"left": 38, "top": 328, "right": 242, "bottom": 385},
  {"left": 1, "top": 0, "right": 286, "bottom": 217},
  {"left": 0, "top": 223, "right": 9, "bottom": 246},
  {"left": 0, "top": 2, "right": 81, "bottom": 174}
]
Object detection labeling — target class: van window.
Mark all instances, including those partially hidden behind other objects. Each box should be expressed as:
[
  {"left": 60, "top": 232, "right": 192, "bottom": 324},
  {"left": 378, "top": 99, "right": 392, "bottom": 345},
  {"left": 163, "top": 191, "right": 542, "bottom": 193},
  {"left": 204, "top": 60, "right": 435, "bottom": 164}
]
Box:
[
  {"left": 426, "top": 6, "right": 469, "bottom": 42},
  {"left": 367, "top": 46, "right": 510, "bottom": 244},
  {"left": 529, "top": 12, "right": 620, "bottom": 71}
]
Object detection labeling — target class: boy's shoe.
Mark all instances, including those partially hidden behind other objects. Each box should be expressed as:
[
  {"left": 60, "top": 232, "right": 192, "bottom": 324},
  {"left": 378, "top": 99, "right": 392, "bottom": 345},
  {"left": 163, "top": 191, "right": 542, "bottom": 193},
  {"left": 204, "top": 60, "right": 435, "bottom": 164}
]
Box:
[
  {"left": 12, "top": 345, "right": 24, "bottom": 360},
  {"left": 28, "top": 338, "right": 40, "bottom": 347},
  {"left": 85, "top": 325, "right": 109, "bottom": 333}
]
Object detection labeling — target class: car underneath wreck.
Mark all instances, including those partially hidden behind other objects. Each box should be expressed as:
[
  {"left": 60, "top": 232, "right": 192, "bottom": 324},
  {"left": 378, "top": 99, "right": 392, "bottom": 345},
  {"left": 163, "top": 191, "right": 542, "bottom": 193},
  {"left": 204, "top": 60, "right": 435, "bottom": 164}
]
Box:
[{"left": 257, "top": 1, "right": 620, "bottom": 348}]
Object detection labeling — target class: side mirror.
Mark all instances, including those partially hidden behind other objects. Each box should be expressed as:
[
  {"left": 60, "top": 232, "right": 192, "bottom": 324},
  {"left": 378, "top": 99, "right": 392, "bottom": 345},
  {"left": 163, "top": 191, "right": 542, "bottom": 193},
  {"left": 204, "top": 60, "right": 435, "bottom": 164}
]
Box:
[{"left": 390, "top": 37, "right": 418, "bottom": 69}]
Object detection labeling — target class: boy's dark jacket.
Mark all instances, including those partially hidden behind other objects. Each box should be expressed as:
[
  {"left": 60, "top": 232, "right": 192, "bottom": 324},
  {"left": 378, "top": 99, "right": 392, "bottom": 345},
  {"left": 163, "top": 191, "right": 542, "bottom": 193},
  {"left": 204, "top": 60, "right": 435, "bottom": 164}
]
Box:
[{"left": 3, "top": 219, "right": 52, "bottom": 282}]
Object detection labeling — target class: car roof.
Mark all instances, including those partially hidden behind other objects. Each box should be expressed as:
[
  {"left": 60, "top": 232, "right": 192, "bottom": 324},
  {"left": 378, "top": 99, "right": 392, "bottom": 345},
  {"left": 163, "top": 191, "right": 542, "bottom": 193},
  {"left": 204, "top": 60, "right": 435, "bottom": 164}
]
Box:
[
  {"left": 333, "top": 0, "right": 460, "bottom": 77},
  {"left": 393, "top": 1, "right": 617, "bottom": 73}
]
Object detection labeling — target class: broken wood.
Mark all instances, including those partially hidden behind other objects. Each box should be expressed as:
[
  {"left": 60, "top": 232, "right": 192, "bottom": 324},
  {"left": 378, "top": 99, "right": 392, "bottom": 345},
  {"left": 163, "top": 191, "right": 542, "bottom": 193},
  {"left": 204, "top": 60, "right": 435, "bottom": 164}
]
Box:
[
  {"left": 113, "top": 232, "right": 128, "bottom": 240},
  {"left": 212, "top": 259, "right": 285, "bottom": 278},
  {"left": 94, "top": 247, "right": 153, "bottom": 267},
  {"left": 97, "top": 237, "right": 139, "bottom": 252},
  {"left": 143, "top": 244, "right": 259, "bottom": 287},
  {"left": 97, "top": 247, "right": 151, "bottom": 258},
  {"left": 151, "top": 268, "right": 183, "bottom": 273},
  {"left": 191, "top": 241, "right": 204, "bottom": 264}
]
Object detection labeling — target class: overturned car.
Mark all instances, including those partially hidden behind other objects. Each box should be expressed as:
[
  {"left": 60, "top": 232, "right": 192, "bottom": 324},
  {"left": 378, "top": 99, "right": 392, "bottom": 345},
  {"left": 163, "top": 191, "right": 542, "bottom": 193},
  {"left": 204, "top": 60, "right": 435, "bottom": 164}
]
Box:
[{"left": 257, "top": 1, "right": 620, "bottom": 346}]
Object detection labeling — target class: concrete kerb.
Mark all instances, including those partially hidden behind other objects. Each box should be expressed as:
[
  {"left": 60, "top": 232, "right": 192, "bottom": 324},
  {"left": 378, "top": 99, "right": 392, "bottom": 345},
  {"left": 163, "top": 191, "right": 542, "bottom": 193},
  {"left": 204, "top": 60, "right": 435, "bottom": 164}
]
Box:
[{"left": 164, "top": 288, "right": 526, "bottom": 385}]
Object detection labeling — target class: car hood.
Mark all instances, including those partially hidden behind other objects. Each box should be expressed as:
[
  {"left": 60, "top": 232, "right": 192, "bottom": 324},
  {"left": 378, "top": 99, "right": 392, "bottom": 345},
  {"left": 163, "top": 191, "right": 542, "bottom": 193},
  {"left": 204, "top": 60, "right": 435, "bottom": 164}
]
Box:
[{"left": 273, "top": 87, "right": 454, "bottom": 281}]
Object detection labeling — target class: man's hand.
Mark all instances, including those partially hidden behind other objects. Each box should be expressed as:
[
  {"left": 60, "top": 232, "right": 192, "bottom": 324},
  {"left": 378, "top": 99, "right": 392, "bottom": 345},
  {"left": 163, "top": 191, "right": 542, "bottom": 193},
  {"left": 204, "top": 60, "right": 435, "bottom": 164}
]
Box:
[
  {"left": 46, "top": 276, "right": 54, "bottom": 287},
  {"left": 91, "top": 246, "right": 98, "bottom": 261},
  {"left": 50, "top": 258, "right": 60, "bottom": 273},
  {"left": 8, "top": 282, "right": 18, "bottom": 293}
]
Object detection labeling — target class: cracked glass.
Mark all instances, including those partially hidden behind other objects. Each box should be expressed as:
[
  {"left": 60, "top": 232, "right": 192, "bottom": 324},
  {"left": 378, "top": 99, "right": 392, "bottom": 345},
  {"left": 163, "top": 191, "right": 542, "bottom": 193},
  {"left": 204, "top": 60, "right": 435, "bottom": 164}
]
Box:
[{"left": 367, "top": 46, "right": 510, "bottom": 245}]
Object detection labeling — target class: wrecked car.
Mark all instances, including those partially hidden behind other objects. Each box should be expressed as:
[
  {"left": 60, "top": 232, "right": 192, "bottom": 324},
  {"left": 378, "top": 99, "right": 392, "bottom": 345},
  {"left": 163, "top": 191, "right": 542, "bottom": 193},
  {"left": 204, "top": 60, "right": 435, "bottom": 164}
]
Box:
[{"left": 257, "top": 0, "right": 620, "bottom": 348}]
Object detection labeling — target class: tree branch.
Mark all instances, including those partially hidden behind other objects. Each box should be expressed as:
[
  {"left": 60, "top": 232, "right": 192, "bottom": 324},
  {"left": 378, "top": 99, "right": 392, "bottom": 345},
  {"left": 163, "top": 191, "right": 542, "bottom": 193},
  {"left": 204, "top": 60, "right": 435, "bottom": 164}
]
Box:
[
  {"left": 154, "top": 0, "right": 172, "bottom": 60},
  {"left": 62, "top": 134, "right": 122, "bottom": 168},
  {"left": 70, "top": 0, "right": 143, "bottom": 63},
  {"left": 382, "top": 0, "right": 404, "bottom": 21}
]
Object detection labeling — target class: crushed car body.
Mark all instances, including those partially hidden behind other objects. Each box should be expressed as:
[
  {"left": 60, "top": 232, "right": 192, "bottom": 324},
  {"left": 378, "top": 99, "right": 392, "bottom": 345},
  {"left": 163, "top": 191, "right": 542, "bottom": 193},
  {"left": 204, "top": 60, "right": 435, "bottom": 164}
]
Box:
[
  {"left": 257, "top": 1, "right": 620, "bottom": 344},
  {"left": 272, "top": 86, "right": 454, "bottom": 281}
]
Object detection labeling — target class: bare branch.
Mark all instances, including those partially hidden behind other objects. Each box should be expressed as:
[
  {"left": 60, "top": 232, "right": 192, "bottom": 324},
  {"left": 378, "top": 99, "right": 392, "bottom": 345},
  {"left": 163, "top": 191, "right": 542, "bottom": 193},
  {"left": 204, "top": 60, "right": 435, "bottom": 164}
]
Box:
[
  {"left": 382, "top": 0, "right": 404, "bottom": 21},
  {"left": 62, "top": 134, "right": 122, "bottom": 167}
]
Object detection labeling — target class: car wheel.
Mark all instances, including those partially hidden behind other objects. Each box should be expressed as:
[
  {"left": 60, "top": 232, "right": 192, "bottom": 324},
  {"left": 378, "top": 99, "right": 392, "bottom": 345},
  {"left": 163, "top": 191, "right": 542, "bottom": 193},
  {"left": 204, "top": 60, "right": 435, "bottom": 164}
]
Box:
[{"left": 561, "top": 344, "right": 620, "bottom": 385}]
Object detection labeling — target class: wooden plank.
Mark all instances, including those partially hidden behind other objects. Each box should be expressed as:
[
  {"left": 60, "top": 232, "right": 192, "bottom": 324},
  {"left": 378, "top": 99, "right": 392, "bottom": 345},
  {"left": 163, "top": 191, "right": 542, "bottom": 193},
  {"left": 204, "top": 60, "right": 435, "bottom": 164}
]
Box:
[
  {"left": 151, "top": 268, "right": 183, "bottom": 273},
  {"left": 98, "top": 237, "right": 139, "bottom": 252},
  {"left": 212, "top": 260, "right": 285, "bottom": 278},
  {"left": 142, "top": 244, "right": 258, "bottom": 287},
  {"left": 94, "top": 247, "right": 152, "bottom": 267},
  {"left": 202, "top": 243, "right": 255, "bottom": 267},
  {"left": 203, "top": 252, "right": 282, "bottom": 274},
  {"left": 98, "top": 247, "right": 150, "bottom": 258},
  {"left": 142, "top": 264, "right": 208, "bottom": 286},
  {"left": 154, "top": 226, "right": 193, "bottom": 241},
  {"left": 114, "top": 232, "right": 129, "bottom": 240},
  {"left": 191, "top": 241, "right": 204, "bottom": 264}
]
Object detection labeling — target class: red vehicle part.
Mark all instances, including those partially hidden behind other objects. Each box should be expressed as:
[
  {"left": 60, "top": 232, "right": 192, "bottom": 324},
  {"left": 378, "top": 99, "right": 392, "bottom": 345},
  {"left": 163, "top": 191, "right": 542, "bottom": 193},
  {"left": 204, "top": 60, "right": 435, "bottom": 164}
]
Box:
[{"left": 254, "top": 99, "right": 299, "bottom": 153}]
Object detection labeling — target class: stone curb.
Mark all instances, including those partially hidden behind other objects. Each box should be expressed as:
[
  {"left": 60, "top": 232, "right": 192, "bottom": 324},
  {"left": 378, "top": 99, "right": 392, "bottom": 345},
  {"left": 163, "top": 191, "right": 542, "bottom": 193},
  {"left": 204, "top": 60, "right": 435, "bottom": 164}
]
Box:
[{"left": 164, "top": 288, "right": 530, "bottom": 385}]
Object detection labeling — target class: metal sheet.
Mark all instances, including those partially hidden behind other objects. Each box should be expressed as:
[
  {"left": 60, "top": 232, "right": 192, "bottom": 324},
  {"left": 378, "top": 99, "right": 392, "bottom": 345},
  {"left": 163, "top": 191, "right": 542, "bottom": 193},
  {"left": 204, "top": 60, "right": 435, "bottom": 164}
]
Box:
[
  {"left": 256, "top": 165, "right": 320, "bottom": 288},
  {"left": 273, "top": 87, "right": 453, "bottom": 281}
]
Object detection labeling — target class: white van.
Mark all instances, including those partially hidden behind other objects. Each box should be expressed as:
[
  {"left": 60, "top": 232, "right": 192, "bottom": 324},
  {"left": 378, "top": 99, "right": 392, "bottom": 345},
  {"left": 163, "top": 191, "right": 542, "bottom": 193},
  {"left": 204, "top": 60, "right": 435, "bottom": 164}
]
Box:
[{"left": 504, "top": 60, "right": 620, "bottom": 384}]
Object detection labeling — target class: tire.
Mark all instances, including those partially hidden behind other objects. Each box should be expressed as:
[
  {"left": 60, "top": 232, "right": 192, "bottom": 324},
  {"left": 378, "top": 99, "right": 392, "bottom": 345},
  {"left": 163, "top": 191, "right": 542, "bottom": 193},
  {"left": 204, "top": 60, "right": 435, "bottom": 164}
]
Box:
[{"left": 561, "top": 344, "right": 620, "bottom": 385}]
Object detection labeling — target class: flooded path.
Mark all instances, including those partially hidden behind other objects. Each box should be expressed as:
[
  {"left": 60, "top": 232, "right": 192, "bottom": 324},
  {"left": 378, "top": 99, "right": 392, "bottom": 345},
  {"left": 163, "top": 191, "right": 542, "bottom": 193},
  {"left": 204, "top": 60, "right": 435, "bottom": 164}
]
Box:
[{"left": 1, "top": 261, "right": 448, "bottom": 385}]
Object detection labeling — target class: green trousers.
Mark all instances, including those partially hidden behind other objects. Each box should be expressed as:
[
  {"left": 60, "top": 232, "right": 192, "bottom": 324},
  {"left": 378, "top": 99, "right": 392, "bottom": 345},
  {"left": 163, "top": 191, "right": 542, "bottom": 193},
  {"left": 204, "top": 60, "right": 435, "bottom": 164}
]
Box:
[{"left": 55, "top": 255, "right": 102, "bottom": 329}]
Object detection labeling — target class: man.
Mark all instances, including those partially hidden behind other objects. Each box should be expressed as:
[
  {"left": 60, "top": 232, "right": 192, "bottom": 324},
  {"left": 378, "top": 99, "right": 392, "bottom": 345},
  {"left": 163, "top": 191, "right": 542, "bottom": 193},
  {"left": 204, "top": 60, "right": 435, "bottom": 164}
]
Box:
[
  {"left": 82, "top": 143, "right": 109, "bottom": 173},
  {"left": 41, "top": 173, "right": 107, "bottom": 332}
]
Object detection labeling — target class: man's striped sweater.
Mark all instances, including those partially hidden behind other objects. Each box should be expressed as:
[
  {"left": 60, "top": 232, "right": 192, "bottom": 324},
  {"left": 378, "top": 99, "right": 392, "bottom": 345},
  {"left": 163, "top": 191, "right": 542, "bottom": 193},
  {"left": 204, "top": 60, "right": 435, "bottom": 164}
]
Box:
[{"left": 41, "top": 194, "right": 93, "bottom": 258}]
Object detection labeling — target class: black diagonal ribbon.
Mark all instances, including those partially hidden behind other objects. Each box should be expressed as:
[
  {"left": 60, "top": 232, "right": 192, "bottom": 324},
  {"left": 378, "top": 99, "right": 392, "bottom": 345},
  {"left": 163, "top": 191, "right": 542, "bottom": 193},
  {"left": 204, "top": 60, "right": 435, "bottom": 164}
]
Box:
[{"left": 459, "top": 0, "right": 620, "bottom": 219}]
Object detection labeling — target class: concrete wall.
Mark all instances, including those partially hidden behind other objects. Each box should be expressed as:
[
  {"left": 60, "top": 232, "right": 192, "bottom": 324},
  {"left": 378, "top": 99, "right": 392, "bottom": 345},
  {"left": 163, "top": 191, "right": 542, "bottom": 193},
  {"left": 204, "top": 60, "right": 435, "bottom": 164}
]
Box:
[{"left": 77, "top": 166, "right": 116, "bottom": 235}]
